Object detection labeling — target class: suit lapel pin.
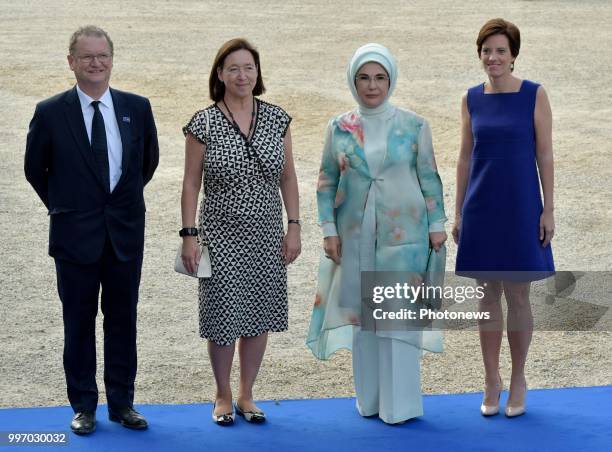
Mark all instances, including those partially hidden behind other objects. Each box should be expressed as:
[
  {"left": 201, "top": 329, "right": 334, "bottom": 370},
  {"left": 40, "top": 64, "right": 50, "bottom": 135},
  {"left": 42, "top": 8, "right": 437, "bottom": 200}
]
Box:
[{"left": 122, "top": 116, "right": 131, "bottom": 123}]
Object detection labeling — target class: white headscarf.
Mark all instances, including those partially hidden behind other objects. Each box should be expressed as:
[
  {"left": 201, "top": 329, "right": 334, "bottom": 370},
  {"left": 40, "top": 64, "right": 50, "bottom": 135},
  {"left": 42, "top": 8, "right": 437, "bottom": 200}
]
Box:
[{"left": 346, "top": 43, "right": 398, "bottom": 110}]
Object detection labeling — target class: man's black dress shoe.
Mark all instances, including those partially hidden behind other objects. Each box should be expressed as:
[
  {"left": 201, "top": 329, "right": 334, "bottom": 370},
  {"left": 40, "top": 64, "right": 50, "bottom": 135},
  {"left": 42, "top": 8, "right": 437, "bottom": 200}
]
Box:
[
  {"left": 70, "top": 412, "right": 96, "bottom": 435},
  {"left": 108, "top": 407, "right": 148, "bottom": 430}
]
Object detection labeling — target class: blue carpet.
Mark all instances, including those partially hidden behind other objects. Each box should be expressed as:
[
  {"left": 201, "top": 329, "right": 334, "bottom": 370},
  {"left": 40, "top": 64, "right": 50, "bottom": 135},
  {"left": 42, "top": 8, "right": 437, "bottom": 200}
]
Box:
[{"left": 0, "top": 386, "right": 609, "bottom": 452}]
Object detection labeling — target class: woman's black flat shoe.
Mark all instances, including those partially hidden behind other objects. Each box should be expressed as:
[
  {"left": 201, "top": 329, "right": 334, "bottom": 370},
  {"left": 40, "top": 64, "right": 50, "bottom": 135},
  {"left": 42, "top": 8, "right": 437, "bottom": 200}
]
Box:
[
  {"left": 212, "top": 403, "right": 235, "bottom": 426},
  {"left": 234, "top": 402, "right": 266, "bottom": 423}
]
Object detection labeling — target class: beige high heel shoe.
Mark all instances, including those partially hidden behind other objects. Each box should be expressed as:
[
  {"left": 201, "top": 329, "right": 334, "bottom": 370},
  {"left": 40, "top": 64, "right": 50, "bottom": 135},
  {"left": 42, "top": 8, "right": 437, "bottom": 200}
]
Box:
[
  {"left": 480, "top": 376, "right": 503, "bottom": 416},
  {"left": 505, "top": 381, "right": 527, "bottom": 418}
]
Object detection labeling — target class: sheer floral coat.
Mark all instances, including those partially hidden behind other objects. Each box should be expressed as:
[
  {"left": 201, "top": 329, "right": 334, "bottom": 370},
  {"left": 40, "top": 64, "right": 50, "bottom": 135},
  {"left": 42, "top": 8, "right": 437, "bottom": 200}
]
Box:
[{"left": 307, "top": 107, "right": 447, "bottom": 359}]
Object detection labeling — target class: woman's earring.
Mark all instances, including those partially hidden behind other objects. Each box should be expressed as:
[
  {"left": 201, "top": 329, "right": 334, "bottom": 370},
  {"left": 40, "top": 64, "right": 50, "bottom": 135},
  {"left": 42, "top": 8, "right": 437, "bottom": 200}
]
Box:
[{"left": 511, "top": 62, "right": 515, "bottom": 72}]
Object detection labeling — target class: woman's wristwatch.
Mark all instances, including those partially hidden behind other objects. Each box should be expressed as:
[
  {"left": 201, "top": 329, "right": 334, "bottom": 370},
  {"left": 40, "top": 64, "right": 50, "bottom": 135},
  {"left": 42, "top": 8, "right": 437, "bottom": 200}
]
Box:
[
  {"left": 288, "top": 219, "right": 301, "bottom": 226},
  {"left": 179, "top": 227, "right": 198, "bottom": 237}
]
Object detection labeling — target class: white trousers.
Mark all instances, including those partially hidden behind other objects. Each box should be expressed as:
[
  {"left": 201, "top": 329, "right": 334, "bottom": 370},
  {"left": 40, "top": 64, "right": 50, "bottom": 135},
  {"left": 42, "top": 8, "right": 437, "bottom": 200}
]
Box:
[{"left": 352, "top": 329, "right": 423, "bottom": 424}]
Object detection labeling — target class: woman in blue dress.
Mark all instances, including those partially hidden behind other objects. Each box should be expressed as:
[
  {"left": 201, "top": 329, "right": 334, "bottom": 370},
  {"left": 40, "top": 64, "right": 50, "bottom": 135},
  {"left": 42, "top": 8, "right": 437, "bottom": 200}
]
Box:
[{"left": 454, "top": 19, "right": 555, "bottom": 417}]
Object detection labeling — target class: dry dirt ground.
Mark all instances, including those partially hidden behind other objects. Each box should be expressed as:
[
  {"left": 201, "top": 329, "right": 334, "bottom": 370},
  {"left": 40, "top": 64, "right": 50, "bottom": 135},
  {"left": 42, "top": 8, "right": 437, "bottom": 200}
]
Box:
[{"left": 1, "top": 0, "right": 610, "bottom": 409}]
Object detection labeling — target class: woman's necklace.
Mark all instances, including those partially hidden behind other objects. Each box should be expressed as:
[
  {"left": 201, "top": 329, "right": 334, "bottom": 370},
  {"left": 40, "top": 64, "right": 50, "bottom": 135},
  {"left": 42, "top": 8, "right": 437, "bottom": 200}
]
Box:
[{"left": 223, "top": 97, "right": 256, "bottom": 145}]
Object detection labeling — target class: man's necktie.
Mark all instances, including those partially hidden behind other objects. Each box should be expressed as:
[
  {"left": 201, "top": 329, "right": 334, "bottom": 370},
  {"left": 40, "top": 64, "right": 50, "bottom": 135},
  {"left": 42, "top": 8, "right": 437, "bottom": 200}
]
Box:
[{"left": 91, "top": 101, "right": 110, "bottom": 192}]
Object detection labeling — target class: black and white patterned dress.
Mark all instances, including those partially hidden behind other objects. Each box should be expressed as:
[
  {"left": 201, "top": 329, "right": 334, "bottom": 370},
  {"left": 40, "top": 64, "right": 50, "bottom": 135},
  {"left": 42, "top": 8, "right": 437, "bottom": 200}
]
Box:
[{"left": 183, "top": 99, "right": 291, "bottom": 346}]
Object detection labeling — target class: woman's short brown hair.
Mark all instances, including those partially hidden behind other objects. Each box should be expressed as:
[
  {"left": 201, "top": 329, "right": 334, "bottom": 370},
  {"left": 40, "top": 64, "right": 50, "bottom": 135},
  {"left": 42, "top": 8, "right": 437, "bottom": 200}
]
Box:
[
  {"left": 209, "top": 38, "right": 266, "bottom": 102},
  {"left": 476, "top": 18, "right": 521, "bottom": 58}
]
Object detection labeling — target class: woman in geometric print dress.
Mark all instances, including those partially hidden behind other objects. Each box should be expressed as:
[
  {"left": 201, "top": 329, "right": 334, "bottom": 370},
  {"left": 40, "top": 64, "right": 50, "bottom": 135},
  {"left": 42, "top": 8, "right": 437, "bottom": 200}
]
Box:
[
  {"left": 454, "top": 19, "right": 555, "bottom": 418},
  {"left": 181, "top": 38, "right": 300, "bottom": 425}
]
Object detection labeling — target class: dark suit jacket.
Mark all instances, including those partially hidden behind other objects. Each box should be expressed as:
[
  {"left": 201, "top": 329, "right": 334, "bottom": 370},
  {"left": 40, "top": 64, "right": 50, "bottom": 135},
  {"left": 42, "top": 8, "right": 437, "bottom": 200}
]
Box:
[{"left": 25, "top": 86, "right": 159, "bottom": 264}]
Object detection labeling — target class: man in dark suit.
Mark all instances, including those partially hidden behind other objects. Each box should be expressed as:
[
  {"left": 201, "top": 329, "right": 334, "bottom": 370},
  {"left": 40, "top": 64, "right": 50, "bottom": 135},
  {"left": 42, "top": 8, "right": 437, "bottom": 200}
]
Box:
[{"left": 24, "top": 25, "right": 158, "bottom": 435}]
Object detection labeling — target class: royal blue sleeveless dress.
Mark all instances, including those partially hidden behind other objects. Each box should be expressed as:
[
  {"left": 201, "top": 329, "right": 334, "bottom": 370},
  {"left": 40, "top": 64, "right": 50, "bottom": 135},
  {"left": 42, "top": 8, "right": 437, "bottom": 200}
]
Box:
[{"left": 455, "top": 80, "right": 554, "bottom": 281}]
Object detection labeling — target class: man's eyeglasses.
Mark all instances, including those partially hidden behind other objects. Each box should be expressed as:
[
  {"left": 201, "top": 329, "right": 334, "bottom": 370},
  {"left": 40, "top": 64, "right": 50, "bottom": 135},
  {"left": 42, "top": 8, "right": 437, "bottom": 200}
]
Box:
[{"left": 77, "top": 54, "right": 112, "bottom": 64}]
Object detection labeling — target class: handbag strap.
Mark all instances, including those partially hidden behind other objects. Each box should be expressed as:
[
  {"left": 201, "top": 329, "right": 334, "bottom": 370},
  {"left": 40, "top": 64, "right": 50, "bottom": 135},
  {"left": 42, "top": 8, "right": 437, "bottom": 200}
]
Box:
[
  {"left": 197, "top": 108, "right": 211, "bottom": 248},
  {"left": 204, "top": 108, "right": 210, "bottom": 136}
]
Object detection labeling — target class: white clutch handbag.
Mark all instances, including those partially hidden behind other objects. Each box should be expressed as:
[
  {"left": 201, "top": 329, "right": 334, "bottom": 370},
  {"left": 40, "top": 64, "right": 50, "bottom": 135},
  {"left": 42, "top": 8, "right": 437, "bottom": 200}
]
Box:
[{"left": 174, "top": 245, "right": 212, "bottom": 278}]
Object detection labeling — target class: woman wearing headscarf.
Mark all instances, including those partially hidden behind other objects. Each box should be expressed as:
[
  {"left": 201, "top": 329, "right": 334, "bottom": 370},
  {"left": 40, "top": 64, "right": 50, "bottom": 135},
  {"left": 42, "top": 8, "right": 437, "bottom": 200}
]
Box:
[{"left": 307, "top": 43, "right": 447, "bottom": 424}]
